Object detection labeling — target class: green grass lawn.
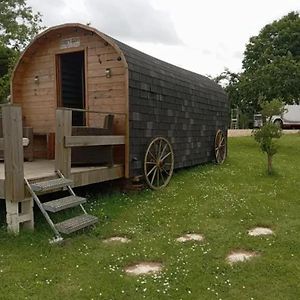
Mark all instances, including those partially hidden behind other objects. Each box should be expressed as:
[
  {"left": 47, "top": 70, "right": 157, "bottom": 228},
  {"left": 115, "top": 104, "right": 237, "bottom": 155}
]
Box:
[{"left": 0, "top": 135, "right": 300, "bottom": 299}]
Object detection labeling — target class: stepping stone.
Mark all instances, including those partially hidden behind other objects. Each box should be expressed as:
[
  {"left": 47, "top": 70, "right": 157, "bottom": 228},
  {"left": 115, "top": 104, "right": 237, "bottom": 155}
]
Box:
[
  {"left": 125, "top": 262, "right": 163, "bottom": 276},
  {"left": 176, "top": 233, "right": 204, "bottom": 242},
  {"left": 103, "top": 236, "right": 131, "bottom": 243},
  {"left": 226, "top": 250, "right": 258, "bottom": 265},
  {"left": 248, "top": 227, "right": 274, "bottom": 236}
]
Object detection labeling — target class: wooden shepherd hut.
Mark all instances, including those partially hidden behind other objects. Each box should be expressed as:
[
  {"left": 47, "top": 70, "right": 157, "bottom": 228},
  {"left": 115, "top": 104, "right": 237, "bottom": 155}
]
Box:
[{"left": 11, "top": 23, "right": 228, "bottom": 190}]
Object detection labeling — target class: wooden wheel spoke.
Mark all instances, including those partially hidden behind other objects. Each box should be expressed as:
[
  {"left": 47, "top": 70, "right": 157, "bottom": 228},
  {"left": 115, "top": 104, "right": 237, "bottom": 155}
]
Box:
[
  {"left": 159, "top": 143, "right": 168, "bottom": 160},
  {"left": 147, "top": 165, "right": 157, "bottom": 177},
  {"left": 161, "top": 166, "right": 170, "bottom": 176},
  {"left": 159, "top": 169, "right": 166, "bottom": 184},
  {"left": 150, "top": 168, "right": 158, "bottom": 185},
  {"left": 148, "top": 150, "right": 156, "bottom": 162},
  {"left": 161, "top": 151, "right": 171, "bottom": 162},
  {"left": 158, "top": 139, "right": 162, "bottom": 158}
]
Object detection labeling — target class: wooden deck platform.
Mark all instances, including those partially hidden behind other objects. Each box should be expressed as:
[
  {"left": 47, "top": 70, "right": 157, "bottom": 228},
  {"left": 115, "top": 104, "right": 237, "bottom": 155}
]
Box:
[
  {"left": 0, "top": 106, "right": 127, "bottom": 233},
  {"left": 0, "top": 160, "right": 124, "bottom": 199}
]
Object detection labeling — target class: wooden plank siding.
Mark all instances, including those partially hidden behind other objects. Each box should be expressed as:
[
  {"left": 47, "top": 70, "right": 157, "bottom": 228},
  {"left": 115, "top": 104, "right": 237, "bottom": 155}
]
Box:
[{"left": 12, "top": 28, "right": 127, "bottom": 135}]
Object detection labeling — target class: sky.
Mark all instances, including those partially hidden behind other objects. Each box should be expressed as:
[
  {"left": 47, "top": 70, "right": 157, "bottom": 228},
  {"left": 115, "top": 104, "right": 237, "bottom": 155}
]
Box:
[{"left": 27, "top": 0, "right": 299, "bottom": 77}]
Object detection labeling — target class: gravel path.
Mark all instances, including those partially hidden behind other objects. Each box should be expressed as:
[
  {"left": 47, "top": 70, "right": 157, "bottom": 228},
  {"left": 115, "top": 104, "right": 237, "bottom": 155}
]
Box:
[{"left": 228, "top": 129, "right": 299, "bottom": 137}]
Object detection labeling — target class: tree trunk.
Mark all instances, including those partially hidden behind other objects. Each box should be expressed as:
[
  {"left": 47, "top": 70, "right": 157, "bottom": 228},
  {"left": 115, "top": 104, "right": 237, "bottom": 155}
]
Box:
[{"left": 267, "top": 154, "right": 273, "bottom": 174}]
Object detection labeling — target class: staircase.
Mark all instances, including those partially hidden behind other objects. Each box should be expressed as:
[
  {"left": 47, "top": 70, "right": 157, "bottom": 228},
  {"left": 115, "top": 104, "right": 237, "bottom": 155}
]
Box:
[{"left": 25, "top": 170, "right": 98, "bottom": 243}]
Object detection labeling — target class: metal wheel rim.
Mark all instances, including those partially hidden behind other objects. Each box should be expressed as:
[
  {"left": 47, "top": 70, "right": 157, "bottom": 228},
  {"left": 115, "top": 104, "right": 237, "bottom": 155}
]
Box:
[
  {"left": 144, "top": 137, "right": 174, "bottom": 190},
  {"left": 214, "top": 130, "right": 226, "bottom": 164}
]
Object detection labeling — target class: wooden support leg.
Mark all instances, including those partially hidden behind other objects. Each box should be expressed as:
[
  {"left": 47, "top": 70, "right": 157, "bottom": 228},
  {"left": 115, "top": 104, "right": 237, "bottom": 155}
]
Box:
[
  {"left": 6, "top": 200, "right": 20, "bottom": 234},
  {"left": 2, "top": 106, "right": 34, "bottom": 234},
  {"left": 21, "top": 198, "right": 34, "bottom": 230},
  {"left": 5, "top": 198, "right": 34, "bottom": 233}
]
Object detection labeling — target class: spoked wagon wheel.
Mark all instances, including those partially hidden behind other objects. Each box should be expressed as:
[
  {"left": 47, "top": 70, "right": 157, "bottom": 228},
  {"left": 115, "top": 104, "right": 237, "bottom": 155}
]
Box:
[
  {"left": 214, "top": 130, "right": 227, "bottom": 164},
  {"left": 144, "top": 137, "right": 174, "bottom": 190}
]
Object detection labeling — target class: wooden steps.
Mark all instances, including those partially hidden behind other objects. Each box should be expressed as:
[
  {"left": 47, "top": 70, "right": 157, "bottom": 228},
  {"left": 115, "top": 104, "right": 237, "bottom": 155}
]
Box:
[
  {"left": 31, "top": 178, "right": 73, "bottom": 192},
  {"left": 25, "top": 172, "right": 98, "bottom": 241},
  {"left": 55, "top": 214, "right": 98, "bottom": 234},
  {"left": 43, "top": 195, "right": 87, "bottom": 212}
]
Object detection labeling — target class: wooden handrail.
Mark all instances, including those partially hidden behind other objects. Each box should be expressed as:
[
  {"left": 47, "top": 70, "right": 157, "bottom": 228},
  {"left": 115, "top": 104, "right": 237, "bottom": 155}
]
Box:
[
  {"left": 65, "top": 135, "right": 125, "bottom": 147},
  {"left": 57, "top": 107, "right": 127, "bottom": 116}
]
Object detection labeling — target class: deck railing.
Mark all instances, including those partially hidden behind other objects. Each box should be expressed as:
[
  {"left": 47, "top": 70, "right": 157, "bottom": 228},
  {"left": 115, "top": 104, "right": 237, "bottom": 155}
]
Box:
[{"left": 55, "top": 108, "right": 126, "bottom": 178}]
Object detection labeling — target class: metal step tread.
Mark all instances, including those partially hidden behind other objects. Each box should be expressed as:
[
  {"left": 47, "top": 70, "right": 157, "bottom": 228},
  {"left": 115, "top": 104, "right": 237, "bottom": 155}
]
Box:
[
  {"left": 43, "top": 196, "right": 87, "bottom": 212},
  {"left": 55, "top": 214, "right": 98, "bottom": 234},
  {"left": 30, "top": 178, "right": 73, "bottom": 192}
]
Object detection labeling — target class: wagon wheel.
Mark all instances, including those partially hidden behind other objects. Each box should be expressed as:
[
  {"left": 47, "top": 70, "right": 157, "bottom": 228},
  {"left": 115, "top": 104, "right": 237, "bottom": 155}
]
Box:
[
  {"left": 214, "top": 130, "right": 227, "bottom": 164},
  {"left": 144, "top": 137, "right": 174, "bottom": 190}
]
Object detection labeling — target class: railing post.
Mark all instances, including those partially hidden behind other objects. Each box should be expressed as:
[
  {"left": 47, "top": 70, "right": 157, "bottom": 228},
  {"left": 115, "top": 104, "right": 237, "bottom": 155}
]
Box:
[
  {"left": 2, "top": 105, "right": 33, "bottom": 233},
  {"left": 55, "top": 109, "right": 72, "bottom": 178}
]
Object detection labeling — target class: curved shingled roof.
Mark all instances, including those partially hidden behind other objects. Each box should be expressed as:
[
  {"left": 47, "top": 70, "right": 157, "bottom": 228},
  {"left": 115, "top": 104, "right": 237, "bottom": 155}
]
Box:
[{"left": 13, "top": 23, "right": 225, "bottom": 98}]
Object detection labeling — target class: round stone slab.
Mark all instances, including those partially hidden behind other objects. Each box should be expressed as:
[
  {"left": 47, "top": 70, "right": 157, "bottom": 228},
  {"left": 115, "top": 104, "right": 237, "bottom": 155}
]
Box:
[
  {"left": 226, "top": 251, "right": 258, "bottom": 265},
  {"left": 103, "top": 236, "right": 131, "bottom": 243},
  {"left": 176, "top": 233, "right": 204, "bottom": 242},
  {"left": 248, "top": 227, "right": 274, "bottom": 236},
  {"left": 125, "top": 262, "right": 163, "bottom": 276}
]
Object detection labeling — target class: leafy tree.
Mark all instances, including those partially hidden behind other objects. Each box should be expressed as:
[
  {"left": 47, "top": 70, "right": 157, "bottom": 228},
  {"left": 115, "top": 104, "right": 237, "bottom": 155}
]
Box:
[
  {"left": 213, "top": 68, "right": 241, "bottom": 108},
  {"left": 215, "top": 12, "right": 300, "bottom": 127},
  {"left": 213, "top": 69, "right": 255, "bottom": 128},
  {"left": 0, "top": 0, "right": 43, "bottom": 51},
  {"left": 242, "top": 12, "right": 300, "bottom": 109},
  {"left": 243, "top": 12, "right": 300, "bottom": 73},
  {"left": 0, "top": 45, "right": 16, "bottom": 101},
  {"left": 253, "top": 99, "right": 285, "bottom": 174},
  {"left": 0, "top": 46, "right": 14, "bottom": 76},
  {"left": 0, "top": 0, "right": 43, "bottom": 101}
]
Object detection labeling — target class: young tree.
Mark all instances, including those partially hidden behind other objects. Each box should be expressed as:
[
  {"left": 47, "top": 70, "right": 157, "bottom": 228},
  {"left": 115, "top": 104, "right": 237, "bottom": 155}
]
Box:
[{"left": 253, "top": 99, "right": 285, "bottom": 174}]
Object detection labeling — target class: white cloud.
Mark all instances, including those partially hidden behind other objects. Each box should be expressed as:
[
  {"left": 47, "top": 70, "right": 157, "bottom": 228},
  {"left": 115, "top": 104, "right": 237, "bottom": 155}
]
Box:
[
  {"left": 85, "top": 0, "right": 181, "bottom": 44},
  {"left": 27, "top": 0, "right": 300, "bottom": 75},
  {"left": 28, "top": 0, "right": 181, "bottom": 45}
]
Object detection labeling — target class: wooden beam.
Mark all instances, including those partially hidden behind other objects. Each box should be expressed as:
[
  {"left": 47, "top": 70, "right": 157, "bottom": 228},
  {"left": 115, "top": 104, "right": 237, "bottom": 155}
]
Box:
[
  {"left": 2, "top": 106, "right": 34, "bottom": 233},
  {"left": 55, "top": 109, "right": 72, "bottom": 177},
  {"left": 0, "top": 137, "right": 29, "bottom": 150},
  {"left": 71, "top": 164, "right": 124, "bottom": 187},
  {"left": 2, "top": 106, "right": 24, "bottom": 202},
  {"left": 65, "top": 135, "right": 125, "bottom": 147}
]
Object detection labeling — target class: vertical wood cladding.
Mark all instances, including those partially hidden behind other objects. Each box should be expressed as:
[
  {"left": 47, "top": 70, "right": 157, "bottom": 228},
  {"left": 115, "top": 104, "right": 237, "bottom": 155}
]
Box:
[
  {"left": 12, "top": 27, "right": 127, "bottom": 135},
  {"left": 114, "top": 41, "right": 229, "bottom": 177}
]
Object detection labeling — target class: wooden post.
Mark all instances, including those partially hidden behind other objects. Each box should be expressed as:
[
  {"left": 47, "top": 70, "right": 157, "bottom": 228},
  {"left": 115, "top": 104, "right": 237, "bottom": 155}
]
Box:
[
  {"left": 2, "top": 105, "right": 34, "bottom": 233},
  {"left": 55, "top": 109, "right": 72, "bottom": 178}
]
